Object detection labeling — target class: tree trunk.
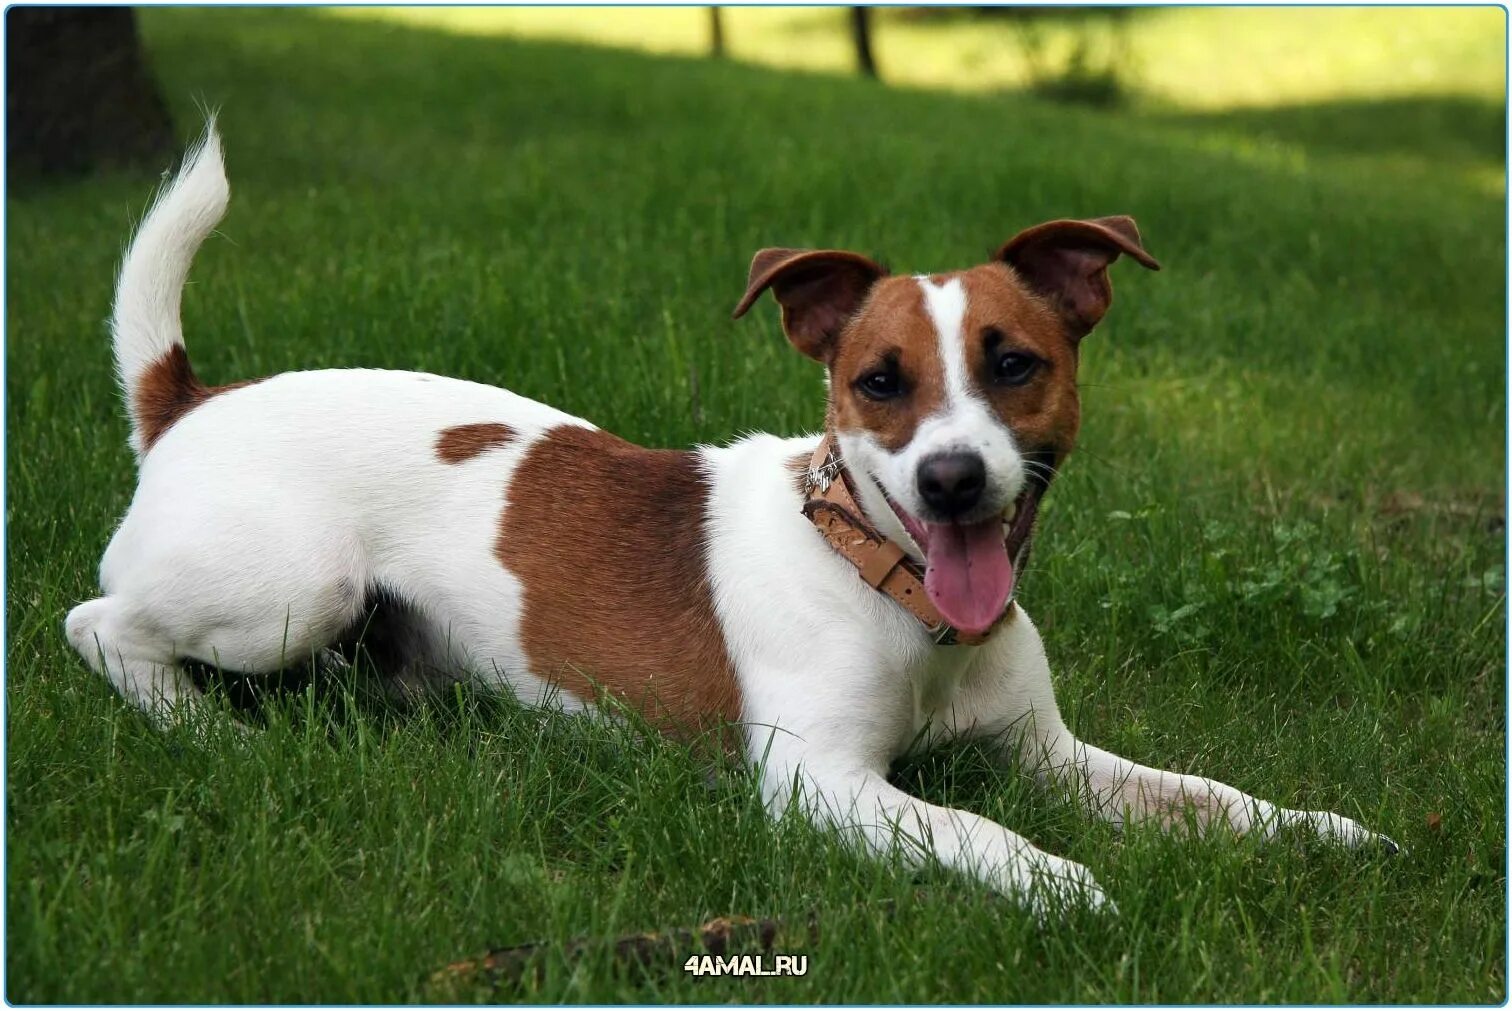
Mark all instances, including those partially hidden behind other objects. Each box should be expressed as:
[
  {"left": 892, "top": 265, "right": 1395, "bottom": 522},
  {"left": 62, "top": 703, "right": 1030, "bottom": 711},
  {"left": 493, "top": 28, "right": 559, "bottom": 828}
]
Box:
[
  {"left": 851, "top": 7, "right": 878, "bottom": 79},
  {"left": 708, "top": 7, "right": 725, "bottom": 59},
  {"left": 7, "top": 7, "right": 175, "bottom": 182}
]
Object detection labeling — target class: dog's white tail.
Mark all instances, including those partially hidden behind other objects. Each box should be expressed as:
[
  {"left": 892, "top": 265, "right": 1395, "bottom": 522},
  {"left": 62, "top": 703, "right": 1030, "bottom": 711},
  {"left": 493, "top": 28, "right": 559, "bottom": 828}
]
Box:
[{"left": 111, "top": 121, "right": 229, "bottom": 457}]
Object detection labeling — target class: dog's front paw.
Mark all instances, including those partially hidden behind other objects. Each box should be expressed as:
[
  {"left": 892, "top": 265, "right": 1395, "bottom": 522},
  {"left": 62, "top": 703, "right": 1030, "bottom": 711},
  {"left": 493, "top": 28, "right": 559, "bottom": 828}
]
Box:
[
  {"left": 1285, "top": 809, "right": 1402, "bottom": 856},
  {"left": 995, "top": 854, "right": 1115, "bottom": 918}
]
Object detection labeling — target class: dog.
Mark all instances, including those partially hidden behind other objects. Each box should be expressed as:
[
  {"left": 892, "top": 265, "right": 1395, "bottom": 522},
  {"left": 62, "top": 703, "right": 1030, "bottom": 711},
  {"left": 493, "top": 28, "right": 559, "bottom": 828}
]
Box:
[{"left": 68, "top": 126, "right": 1396, "bottom": 913}]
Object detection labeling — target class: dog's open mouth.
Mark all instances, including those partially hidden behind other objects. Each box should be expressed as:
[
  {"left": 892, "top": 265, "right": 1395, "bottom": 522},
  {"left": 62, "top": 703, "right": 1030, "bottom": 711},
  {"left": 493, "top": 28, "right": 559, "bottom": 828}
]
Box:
[{"left": 886, "top": 462, "right": 1051, "bottom": 637}]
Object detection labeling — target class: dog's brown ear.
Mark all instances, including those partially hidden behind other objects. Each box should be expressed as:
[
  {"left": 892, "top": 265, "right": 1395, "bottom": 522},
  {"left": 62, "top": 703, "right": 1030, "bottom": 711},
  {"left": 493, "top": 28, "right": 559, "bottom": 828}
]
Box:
[
  {"left": 732, "top": 248, "right": 887, "bottom": 363},
  {"left": 996, "top": 216, "right": 1160, "bottom": 339}
]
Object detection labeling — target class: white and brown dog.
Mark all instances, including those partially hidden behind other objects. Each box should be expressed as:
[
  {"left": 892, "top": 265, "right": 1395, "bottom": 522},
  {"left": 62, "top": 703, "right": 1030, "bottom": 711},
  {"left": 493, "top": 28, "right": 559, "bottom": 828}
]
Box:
[{"left": 69, "top": 127, "right": 1395, "bottom": 913}]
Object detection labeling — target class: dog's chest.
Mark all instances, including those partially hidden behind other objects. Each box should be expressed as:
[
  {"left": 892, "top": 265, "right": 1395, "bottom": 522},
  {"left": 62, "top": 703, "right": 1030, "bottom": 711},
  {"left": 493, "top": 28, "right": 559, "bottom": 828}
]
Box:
[{"left": 900, "top": 642, "right": 984, "bottom": 738}]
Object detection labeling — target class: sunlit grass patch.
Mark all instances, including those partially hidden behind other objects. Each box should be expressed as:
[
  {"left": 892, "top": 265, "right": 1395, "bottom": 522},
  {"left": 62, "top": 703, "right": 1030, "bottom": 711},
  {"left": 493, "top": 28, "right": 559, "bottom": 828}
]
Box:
[{"left": 329, "top": 5, "right": 1505, "bottom": 110}]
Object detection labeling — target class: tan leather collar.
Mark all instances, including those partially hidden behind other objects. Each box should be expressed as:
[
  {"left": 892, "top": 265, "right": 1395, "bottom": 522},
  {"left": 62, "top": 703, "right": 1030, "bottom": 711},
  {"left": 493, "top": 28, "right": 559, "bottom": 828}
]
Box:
[{"left": 800, "top": 434, "right": 1012, "bottom": 646}]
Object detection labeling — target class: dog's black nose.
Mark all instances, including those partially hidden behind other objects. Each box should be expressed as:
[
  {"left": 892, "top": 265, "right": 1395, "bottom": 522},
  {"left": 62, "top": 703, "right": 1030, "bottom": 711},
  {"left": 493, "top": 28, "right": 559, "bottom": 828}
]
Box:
[{"left": 917, "top": 452, "right": 986, "bottom": 518}]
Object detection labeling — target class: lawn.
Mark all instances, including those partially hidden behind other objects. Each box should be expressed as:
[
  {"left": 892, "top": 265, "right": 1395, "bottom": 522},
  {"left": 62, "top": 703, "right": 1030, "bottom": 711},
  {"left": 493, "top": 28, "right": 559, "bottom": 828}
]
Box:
[{"left": 5, "top": 7, "right": 1506, "bottom": 1003}]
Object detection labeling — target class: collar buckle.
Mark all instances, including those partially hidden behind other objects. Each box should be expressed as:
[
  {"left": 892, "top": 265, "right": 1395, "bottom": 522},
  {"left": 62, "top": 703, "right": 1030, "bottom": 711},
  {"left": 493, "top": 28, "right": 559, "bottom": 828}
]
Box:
[{"left": 805, "top": 454, "right": 843, "bottom": 496}]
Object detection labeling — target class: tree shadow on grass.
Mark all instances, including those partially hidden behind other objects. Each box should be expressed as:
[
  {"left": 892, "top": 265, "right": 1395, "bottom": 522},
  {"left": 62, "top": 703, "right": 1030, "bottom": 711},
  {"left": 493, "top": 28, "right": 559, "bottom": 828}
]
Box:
[{"left": 1144, "top": 93, "right": 1506, "bottom": 170}]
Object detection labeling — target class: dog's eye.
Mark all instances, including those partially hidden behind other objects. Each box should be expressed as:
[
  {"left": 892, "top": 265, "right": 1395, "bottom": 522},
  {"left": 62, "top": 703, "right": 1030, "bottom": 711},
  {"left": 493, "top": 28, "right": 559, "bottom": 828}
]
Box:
[
  {"left": 857, "top": 368, "right": 903, "bottom": 401},
  {"left": 994, "top": 352, "right": 1040, "bottom": 386}
]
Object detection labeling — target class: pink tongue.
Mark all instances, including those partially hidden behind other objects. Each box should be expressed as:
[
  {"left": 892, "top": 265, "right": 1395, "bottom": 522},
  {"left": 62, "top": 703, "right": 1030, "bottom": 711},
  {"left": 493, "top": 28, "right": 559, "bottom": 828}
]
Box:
[{"left": 923, "top": 519, "right": 1015, "bottom": 635}]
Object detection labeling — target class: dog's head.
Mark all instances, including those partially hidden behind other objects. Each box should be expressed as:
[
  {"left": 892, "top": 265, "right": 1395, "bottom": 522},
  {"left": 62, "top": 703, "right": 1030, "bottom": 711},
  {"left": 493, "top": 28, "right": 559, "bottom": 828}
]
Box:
[{"left": 733, "top": 217, "right": 1159, "bottom": 636}]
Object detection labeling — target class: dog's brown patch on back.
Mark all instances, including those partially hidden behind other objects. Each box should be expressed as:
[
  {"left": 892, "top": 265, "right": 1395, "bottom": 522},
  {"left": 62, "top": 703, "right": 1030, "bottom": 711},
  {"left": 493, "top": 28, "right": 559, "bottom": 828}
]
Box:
[
  {"left": 828, "top": 275, "right": 946, "bottom": 452},
  {"left": 497, "top": 425, "right": 740, "bottom": 734},
  {"left": 436, "top": 422, "right": 517, "bottom": 464},
  {"left": 133, "top": 346, "right": 260, "bottom": 451}
]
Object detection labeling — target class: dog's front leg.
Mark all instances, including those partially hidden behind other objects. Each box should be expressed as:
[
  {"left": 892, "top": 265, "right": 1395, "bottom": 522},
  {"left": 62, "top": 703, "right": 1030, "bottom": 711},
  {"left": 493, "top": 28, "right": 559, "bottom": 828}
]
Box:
[
  {"left": 955, "top": 612, "right": 1398, "bottom": 852},
  {"left": 1026, "top": 733, "right": 1397, "bottom": 852},
  {"left": 755, "top": 743, "right": 1111, "bottom": 916}
]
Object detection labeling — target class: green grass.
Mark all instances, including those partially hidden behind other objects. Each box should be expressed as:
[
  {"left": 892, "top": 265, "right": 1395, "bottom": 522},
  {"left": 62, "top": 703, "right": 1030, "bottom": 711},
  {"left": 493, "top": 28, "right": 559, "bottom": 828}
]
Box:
[{"left": 5, "top": 7, "right": 1506, "bottom": 1003}]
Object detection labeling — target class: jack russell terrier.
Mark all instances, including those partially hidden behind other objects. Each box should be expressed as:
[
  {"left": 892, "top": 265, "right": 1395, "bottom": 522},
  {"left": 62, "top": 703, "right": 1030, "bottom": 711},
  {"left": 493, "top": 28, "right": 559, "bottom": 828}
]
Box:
[{"left": 68, "top": 127, "right": 1396, "bottom": 914}]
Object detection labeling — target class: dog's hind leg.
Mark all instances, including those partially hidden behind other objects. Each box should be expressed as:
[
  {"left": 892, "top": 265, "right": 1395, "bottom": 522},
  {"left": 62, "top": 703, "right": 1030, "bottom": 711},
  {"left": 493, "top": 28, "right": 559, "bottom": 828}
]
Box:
[
  {"left": 66, "top": 596, "right": 204, "bottom": 720},
  {"left": 71, "top": 506, "right": 373, "bottom": 724}
]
